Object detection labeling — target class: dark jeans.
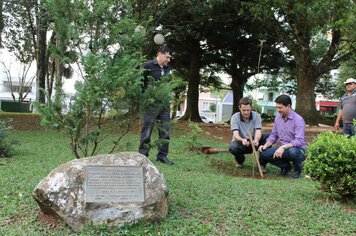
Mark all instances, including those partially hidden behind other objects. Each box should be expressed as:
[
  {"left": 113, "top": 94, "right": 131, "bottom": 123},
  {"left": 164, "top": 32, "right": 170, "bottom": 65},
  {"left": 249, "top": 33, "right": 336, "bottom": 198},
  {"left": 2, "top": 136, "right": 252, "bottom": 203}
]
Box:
[
  {"left": 259, "top": 147, "right": 306, "bottom": 172},
  {"left": 343, "top": 123, "right": 355, "bottom": 137},
  {"left": 138, "top": 107, "right": 170, "bottom": 159},
  {"left": 229, "top": 133, "right": 270, "bottom": 164}
]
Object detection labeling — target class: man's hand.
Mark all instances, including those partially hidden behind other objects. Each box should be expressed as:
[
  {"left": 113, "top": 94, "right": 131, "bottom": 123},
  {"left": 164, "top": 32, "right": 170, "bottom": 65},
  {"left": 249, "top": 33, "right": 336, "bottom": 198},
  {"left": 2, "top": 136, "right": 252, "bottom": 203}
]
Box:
[
  {"left": 258, "top": 143, "right": 268, "bottom": 152},
  {"left": 334, "top": 122, "right": 340, "bottom": 130},
  {"left": 273, "top": 146, "right": 284, "bottom": 158},
  {"left": 242, "top": 139, "right": 250, "bottom": 146},
  {"left": 253, "top": 140, "right": 259, "bottom": 147}
]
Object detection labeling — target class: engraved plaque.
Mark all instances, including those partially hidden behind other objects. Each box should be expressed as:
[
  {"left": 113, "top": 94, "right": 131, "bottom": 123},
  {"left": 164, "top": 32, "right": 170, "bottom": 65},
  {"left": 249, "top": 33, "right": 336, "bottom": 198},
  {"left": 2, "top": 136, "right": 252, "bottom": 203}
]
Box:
[{"left": 85, "top": 165, "right": 144, "bottom": 203}]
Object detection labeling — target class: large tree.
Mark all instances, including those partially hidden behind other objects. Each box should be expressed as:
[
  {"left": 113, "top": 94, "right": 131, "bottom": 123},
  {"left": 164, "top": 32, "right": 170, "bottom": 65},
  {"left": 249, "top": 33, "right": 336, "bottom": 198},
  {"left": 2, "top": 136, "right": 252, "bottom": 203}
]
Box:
[
  {"left": 2, "top": 0, "right": 76, "bottom": 104},
  {"left": 154, "top": 0, "right": 214, "bottom": 122},
  {"left": 0, "top": 0, "right": 3, "bottom": 47},
  {"left": 246, "top": 0, "right": 355, "bottom": 125},
  {"left": 2, "top": 0, "right": 50, "bottom": 103},
  {"left": 203, "top": 0, "right": 286, "bottom": 114}
]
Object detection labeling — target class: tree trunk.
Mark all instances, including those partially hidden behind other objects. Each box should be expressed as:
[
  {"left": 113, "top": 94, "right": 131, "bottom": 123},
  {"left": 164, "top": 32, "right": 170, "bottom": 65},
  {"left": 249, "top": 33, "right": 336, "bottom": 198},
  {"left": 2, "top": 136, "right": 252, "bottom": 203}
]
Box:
[
  {"left": 295, "top": 59, "right": 320, "bottom": 126},
  {"left": 230, "top": 76, "right": 245, "bottom": 115},
  {"left": 181, "top": 51, "right": 202, "bottom": 122},
  {"left": 0, "top": 0, "right": 3, "bottom": 47},
  {"left": 35, "top": 5, "right": 48, "bottom": 104}
]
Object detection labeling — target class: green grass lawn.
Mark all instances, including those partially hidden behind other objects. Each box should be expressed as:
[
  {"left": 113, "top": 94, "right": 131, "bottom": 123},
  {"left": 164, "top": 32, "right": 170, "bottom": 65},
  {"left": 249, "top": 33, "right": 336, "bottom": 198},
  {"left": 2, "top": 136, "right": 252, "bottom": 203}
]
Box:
[{"left": 0, "top": 127, "right": 355, "bottom": 235}]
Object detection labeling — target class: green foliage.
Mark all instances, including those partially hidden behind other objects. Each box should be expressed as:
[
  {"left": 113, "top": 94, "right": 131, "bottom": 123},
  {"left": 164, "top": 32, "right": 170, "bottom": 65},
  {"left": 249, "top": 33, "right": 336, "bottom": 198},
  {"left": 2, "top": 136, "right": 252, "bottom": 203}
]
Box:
[
  {"left": 305, "top": 131, "right": 356, "bottom": 199},
  {"left": 0, "top": 119, "right": 18, "bottom": 158},
  {"left": 183, "top": 122, "right": 203, "bottom": 150},
  {"left": 246, "top": 95, "right": 262, "bottom": 114},
  {"left": 261, "top": 113, "right": 274, "bottom": 121},
  {"left": 170, "top": 75, "right": 188, "bottom": 118},
  {"left": 35, "top": 2, "right": 147, "bottom": 159},
  {"left": 209, "top": 103, "right": 216, "bottom": 112},
  {"left": 315, "top": 73, "right": 338, "bottom": 99},
  {"left": 140, "top": 75, "right": 175, "bottom": 112},
  {"left": 334, "top": 59, "right": 356, "bottom": 99}
]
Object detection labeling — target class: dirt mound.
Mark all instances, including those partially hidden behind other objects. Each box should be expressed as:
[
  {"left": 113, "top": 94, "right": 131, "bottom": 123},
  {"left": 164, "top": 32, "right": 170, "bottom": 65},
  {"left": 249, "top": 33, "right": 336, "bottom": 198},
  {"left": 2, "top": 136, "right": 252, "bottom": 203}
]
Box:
[{"left": 174, "top": 120, "right": 335, "bottom": 144}]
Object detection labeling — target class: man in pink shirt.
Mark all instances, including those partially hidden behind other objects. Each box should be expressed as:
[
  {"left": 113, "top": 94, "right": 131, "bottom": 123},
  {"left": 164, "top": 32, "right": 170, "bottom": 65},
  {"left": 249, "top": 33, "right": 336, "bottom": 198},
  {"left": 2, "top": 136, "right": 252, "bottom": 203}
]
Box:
[{"left": 258, "top": 95, "right": 306, "bottom": 179}]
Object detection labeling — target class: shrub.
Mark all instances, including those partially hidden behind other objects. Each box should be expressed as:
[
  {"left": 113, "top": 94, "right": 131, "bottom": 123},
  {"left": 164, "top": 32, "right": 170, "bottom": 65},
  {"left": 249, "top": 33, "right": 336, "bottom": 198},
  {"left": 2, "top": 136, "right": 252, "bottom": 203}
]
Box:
[
  {"left": 261, "top": 113, "right": 274, "bottom": 122},
  {"left": 304, "top": 131, "right": 356, "bottom": 199},
  {"left": 0, "top": 119, "right": 18, "bottom": 157},
  {"left": 184, "top": 122, "right": 203, "bottom": 151}
]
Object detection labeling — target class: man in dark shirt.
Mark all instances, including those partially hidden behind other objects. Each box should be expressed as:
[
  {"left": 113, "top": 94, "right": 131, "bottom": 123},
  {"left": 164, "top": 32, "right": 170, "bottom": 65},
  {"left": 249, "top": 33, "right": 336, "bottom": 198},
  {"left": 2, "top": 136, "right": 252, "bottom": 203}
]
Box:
[{"left": 138, "top": 45, "right": 174, "bottom": 165}]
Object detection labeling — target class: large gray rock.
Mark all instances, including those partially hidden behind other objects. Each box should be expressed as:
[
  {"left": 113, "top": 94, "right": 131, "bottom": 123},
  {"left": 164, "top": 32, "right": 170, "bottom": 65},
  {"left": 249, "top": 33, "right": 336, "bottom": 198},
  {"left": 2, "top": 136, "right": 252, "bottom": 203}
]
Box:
[{"left": 32, "top": 152, "right": 169, "bottom": 231}]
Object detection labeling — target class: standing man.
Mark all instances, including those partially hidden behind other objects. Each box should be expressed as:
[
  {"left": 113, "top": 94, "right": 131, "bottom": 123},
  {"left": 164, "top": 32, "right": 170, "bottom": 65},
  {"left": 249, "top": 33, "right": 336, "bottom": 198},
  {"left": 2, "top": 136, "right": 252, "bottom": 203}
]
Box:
[
  {"left": 229, "top": 97, "right": 269, "bottom": 168},
  {"left": 138, "top": 45, "right": 173, "bottom": 165},
  {"left": 334, "top": 78, "right": 356, "bottom": 137},
  {"left": 258, "top": 94, "right": 306, "bottom": 179}
]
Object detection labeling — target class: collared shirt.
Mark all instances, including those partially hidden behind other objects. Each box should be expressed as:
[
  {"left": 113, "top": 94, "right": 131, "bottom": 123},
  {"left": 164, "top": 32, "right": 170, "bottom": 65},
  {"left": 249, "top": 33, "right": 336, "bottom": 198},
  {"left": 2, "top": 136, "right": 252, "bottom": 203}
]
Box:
[
  {"left": 142, "top": 59, "right": 172, "bottom": 90},
  {"left": 230, "top": 111, "right": 262, "bottom": 139},
  {"left": 267, "top": 110, "right": 306, "bottom": 149},
  {"left": 340, "top": 89, "right": 356, "bottom": 123}
]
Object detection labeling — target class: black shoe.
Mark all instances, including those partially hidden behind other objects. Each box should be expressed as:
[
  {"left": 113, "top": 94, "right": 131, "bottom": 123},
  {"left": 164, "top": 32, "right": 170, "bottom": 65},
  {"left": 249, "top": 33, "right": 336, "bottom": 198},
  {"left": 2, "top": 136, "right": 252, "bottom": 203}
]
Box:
[
  {"left": 156, "top": 156, "right": 174, "bottom": 165},
  {"left": 280, "top": 166, "right": 291, "bottom": 176},
  {"left": 291, "top": 170, "right": 301, "bottom": 179}
]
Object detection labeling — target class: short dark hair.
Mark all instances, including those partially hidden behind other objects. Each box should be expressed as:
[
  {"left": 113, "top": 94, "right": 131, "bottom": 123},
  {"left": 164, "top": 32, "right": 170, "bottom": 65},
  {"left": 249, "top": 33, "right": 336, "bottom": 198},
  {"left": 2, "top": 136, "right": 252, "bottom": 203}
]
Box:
[
  {"left": 275, "top": 94, "right": 292, "bottom": 107},
  {"left": 157, "top": 45, "right": 172, "bottom": 55},
  {"left": 239, "top": 97, "right": 252, "bottom": 107}
]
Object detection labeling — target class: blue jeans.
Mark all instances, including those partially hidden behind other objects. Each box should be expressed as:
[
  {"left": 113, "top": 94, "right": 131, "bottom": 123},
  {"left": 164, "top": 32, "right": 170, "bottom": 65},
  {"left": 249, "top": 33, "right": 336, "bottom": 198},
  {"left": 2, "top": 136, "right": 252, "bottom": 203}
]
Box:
[
  {"left": 259, "top": 147, "right": 306, "bottom": 172},
  {"left": 343, "top": 123, "right": 355, "bottom": 137},
  {"left": 138, "top": 107, "right": 170, "bottom": 158},
  {"left": 229, "top": 133, "right": 270, "bottom": 164}
]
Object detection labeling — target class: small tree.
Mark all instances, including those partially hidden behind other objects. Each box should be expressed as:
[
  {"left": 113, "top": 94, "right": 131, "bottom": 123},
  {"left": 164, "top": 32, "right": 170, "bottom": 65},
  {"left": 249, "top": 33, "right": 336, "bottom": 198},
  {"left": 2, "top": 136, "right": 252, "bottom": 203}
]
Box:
[
  {"left": 36, "top": 2, "right": 149, "bottom": 159},
  {"left": 0, "top": 119, "right": 18, "bottom": 157},
  {"left": 0, "top": 60, "right": 35, "bottom": 102},
  {"left": 170, "top": 74, "right": 187, "bottom": 119}
]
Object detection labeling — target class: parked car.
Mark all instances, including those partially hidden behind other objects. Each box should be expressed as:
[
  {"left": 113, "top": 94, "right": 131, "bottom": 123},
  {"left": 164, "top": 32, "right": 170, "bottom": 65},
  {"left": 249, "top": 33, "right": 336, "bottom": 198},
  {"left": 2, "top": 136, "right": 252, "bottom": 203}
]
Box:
[
  {"left": 174, "top": 115, "right": 214, "bottom": 123},
  {"left": 200, "top": 115, "right": 214, "bottom": 124}
]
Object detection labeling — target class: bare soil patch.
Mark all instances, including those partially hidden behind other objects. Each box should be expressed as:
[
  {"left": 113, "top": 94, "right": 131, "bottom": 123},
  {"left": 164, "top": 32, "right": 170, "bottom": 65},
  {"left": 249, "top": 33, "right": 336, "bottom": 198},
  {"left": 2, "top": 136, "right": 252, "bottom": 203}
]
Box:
[
  {"left": 174, "top": 120, "right": 334, "bottom": 144},
  {"left": 0, "top": 113, "right": 44, "bottom": 131},
  {"left": 2, "top": 113, "right": 335, "bottom": 143}
]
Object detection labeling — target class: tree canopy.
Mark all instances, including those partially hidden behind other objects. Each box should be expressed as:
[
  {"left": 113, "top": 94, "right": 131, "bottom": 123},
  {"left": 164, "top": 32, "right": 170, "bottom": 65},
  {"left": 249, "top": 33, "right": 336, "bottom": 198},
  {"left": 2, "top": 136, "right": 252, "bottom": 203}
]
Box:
[
  {"left": 1, "top": 0, "right": 354, "bottom": 125},
  {"left": 245, "top": 0, "right": 355, "bottom": 124}
]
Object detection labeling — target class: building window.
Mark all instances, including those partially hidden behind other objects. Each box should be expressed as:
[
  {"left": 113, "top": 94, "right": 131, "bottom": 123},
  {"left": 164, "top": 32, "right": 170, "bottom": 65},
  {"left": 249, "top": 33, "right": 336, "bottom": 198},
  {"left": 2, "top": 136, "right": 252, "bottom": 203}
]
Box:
[
  {"left": 257, "top": 92, "right": 264, "bottom": 100},
  {"left": 268, "top": 92, "right": 273, "bottom": 102},
  {"left": 9, "top": 85, "right": 32, "bottom": 93},
  {"left": 203, "top": 102, "right": 209, "bottom": 110},
  {"left": 3, "top": 81, "right": 32, "bottom": 93}
]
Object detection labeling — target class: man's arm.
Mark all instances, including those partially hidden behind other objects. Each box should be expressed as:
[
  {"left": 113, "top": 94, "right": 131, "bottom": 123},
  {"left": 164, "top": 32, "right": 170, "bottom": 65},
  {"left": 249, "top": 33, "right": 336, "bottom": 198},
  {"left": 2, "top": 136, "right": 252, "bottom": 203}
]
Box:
[
  {"left": 258, "top": 116, "right": 278, "bottom": 152},
  {"left": 335, "top": 109, "right": 342, "bottom": 130},
  {"left": 290, "top": 116, "right": 306, "bottom": 148},
  {"left": 258, "top": 140, "right": 273, "bottom": 152},
  {"left": 253, "top": 129, "right": 262, "bottom": 146},
  {"left": 253, "top": 113, "right": 262, "bottom": 146}
]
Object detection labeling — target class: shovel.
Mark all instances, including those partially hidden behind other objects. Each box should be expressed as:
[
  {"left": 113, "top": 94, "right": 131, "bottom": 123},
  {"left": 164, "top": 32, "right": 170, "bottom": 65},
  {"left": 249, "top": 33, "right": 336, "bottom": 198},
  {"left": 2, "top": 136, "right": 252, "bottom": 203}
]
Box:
[{"left": 200, "top": 146, "right": 229, "bottom": 154}]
